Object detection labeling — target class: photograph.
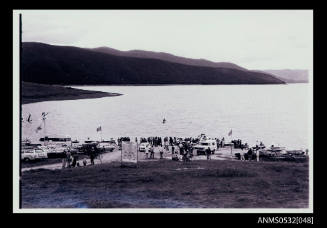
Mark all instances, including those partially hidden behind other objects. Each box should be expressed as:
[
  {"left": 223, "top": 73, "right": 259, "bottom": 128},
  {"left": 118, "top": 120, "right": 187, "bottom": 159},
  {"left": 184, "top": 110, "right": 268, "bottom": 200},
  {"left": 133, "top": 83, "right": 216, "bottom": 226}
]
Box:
[{"left": 12, "top": 9, "right": 313, "bottom": 214}]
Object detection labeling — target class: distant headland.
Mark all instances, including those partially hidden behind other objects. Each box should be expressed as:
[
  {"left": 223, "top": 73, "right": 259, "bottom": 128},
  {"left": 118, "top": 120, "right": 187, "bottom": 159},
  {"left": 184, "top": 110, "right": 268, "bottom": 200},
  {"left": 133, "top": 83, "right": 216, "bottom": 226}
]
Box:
[{"left": 22, "top": 82, "right": 122, "bottom": 104}]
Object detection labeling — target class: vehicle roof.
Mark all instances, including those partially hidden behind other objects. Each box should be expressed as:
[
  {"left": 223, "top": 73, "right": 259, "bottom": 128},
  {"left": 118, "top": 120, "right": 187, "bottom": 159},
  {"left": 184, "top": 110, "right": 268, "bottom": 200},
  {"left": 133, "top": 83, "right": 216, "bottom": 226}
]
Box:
[
  {"left": 40, "top": 135, "right": 71, "bottom": 138},
  {"left": 200, "top": 139, "right": 216, "bottom": 142}
]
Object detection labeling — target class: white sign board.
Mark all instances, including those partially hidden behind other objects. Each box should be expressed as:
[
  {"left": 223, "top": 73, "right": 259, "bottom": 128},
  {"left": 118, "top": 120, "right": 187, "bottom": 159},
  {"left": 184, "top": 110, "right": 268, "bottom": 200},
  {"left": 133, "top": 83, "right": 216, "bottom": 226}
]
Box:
[{"left": 122, "top": 141, "right": 138, "bottom": 163}]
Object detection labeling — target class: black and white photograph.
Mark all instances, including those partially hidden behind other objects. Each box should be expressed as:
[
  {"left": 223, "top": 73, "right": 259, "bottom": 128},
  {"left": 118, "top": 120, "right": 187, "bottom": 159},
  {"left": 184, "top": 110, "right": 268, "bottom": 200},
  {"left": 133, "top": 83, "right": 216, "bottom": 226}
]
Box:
[{"left": 12, "top": 9, "right": 313, "bottom": 214}]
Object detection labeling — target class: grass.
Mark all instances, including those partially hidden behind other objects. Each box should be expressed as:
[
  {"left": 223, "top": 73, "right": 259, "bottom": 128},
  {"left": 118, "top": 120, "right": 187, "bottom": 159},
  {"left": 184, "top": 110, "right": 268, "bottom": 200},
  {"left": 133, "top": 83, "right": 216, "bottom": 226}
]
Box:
[
  {"left": 21, "top": 158, "right": 63, "bottom": 168},
  {"left": 21, "top": 159, "right": 309, "bottom": 208}
]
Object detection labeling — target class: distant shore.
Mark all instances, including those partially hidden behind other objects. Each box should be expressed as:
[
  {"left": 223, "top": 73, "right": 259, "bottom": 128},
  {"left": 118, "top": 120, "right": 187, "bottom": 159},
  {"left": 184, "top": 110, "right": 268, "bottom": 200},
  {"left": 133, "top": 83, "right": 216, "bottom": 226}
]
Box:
[
  {"left": 22, "top": 82, "right": 122, "bottom": 105},
  {"left": 68, "top": 82, "right": 292, "bottom": 87}
]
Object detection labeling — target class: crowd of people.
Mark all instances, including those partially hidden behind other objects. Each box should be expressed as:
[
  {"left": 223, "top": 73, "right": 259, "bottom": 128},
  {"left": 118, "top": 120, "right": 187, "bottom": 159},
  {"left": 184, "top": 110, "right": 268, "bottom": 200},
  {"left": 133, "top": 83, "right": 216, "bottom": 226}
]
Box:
[
  {"left": 61, "top": 135, "right": 265, "bottom": 168},
  {"left": 140, "top": 137, "right": 198, "bottom": 162},
  {"left": 134, "top": 135, "right": 267, "bottom": 163},
  {"left": 139, "top": 137, "right": 163, "bottom": 146},
  {"left": 61, "top": 144, "right": 100, "bottom": 169},
  {"left": 238, "top": 147, "right": 260, "bottom": 162}
]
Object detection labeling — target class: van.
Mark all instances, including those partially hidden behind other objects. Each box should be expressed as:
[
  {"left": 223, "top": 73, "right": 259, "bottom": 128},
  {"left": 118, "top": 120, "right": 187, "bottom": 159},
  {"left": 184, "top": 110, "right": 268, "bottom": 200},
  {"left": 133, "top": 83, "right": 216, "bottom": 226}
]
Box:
[
  {"left": 194, "top": 139, "right": 217, "bottom": 155},
  {"left": 21, "top": 149, "right": 48, "bottom": 162}
]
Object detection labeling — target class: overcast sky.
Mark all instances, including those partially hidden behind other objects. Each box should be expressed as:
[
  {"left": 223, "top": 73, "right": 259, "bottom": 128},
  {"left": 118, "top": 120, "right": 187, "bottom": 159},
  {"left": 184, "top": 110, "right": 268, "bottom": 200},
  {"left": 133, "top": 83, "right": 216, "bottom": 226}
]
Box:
[{"left": 20, "top": 10, "right": 313, "bottom": 70}]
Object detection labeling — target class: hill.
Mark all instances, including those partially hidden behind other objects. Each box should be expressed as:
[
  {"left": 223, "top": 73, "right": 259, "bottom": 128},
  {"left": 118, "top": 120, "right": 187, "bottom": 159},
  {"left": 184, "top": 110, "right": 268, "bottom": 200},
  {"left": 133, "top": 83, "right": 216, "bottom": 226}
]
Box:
[
  {"left": 260, "top": 69, "right": 309, "bottom": 83},
  {"left": 21, "top": 81, "right": 121, "bottom": 104},
  {"left": 91, "top": 46, "right": 247, "bottom": 71},
  {"left": 22, "top": 42, "right": 285, "bottom": 85}
]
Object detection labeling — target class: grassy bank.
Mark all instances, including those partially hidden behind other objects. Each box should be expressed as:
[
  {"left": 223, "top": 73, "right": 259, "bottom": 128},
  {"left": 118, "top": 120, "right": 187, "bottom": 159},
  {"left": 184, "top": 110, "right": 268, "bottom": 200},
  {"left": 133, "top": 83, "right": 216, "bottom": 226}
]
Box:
[
  {"left": 22, "top": 81, "right": 122, "bottom": 104},
  {"left": 21, "top": 159, "right": 309, "bottom": 208}
]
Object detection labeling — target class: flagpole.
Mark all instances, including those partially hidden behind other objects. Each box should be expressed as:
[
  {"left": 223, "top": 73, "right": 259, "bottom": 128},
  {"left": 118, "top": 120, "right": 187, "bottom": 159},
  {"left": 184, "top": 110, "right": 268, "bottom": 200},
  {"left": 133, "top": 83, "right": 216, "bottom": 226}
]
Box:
[
  {"left": 43, "top": 118, "right": 46, "bottom": 146},
  {"left": 230, "top": 129, "right": 233, "bottom": 156}
]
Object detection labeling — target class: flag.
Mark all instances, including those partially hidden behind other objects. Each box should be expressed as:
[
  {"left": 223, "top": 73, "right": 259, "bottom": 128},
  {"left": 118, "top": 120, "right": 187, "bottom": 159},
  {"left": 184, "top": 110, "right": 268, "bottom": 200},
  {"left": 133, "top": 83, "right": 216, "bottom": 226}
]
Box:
[
  {"left": 27, "top": 114, "right": 32, "bottom": 123},
  {"left": 228, "top": 129, "right": 232, "bottom": 136},
  {"left": 96, "top": 126, "right": 102, "bottom": 132},
  {"left": 41, "top": 112, "right": 48, "bottom": 120},
  {"left": 35, "top": 124, "right": 42, "bottom": 133}
]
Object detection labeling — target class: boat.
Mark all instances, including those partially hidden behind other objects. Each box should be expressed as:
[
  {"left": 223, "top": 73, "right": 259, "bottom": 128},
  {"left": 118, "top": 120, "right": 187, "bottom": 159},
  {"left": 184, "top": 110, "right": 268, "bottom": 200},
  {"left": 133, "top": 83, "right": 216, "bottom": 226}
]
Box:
[
  {"left": 268, "top": 146, "right": 287, "bottom": 154},
  {"left": 258, "top": 145, "right": 287, "bottom": 157}
]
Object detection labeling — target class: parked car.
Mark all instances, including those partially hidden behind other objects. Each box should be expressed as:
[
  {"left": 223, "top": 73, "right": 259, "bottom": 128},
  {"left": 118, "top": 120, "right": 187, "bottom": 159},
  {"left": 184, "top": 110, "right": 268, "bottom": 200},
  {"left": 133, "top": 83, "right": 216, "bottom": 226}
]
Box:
[
  {"left": 194, "top": 139, "right": 217, "bottom": 155},
  {"left": 21, "top": 148, "right": 48, "bottom": 162},
  {"left": 97, "top": 142, "right": 116, "bottom": 152}
]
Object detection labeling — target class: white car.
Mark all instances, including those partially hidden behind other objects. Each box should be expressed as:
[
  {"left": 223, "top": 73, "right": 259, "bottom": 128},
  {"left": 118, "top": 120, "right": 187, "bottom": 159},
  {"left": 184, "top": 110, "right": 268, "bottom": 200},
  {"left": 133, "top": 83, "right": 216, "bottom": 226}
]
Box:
[
  {"left": 97, "top": 142, "right": 116, "bottom": 152},
  {"left": 21, "top": 149, "right": 48, "bottom": 161},
  {"left": 194, "top": 139, "right": 217, "bottom": 155},
  {"left": 139, "top": 143, "right": 150, "bottom": 152}
]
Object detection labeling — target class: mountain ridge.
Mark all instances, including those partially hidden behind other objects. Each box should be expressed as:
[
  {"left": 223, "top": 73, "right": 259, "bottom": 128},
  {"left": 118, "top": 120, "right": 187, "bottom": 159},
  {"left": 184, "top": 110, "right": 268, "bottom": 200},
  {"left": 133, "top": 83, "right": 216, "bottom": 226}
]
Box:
[
  {"left": 90, "top": 46, "right": 247, "bottom": 71},
  {"left": 21, "top": 42, "right": 285, "bottom": 85},
  {"left": 255, "top": 69, "right": 309, "bottom": 83}
]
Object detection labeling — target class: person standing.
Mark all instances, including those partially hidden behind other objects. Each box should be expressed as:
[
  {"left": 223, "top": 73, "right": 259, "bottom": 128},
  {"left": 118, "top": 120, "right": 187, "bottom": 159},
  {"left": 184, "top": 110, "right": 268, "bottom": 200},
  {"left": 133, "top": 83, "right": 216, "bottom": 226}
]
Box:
[
  {"left": 71, "top": 154, "right": 77, "bottom": 167},
  {"left": 159, "top": 145, "right": 164, "bottom": 159},
  {"left": 216, "top": 139, "right": 219, "bottom": 150},
  {"left": 247, "top": 148, "right": 253, "bottom": 161},
  {"left": 240, "top": 149, "right": 245, "bottom": 161},
  {"left": 90, "top": 153, "right": 95, "bottom": 165},
  {"left": 179, "top": 144, "right": 184, "bottom": 155},
  {"left": 171, "top": 144, "right": 175, "bottom": 154},
  {"left": 189, "top": 145, "right": 194, "bottom": 158},
  {"left": 66, "top": 150, "right": 72, "bottom": 168},
  {"left": 150, "top": 146, "right": 154, "bottom": 159},
  {"left": 145, "top": 145, "right": 149, "bottom": 159},
  {"left": 256, "top": 149, "right": 260, "bottom": 162},
  {"left": 182, "top": 149, "right": 188, "bottom": 162},
  {"left": 62, "top": 150, "right": 67, "bottom": 169},
  {"left": 90, "top": 147, "right": 95, "bottom": 165},
  {"left": 164, "top": 140, "right": 169, "bottom": 151},
  {"left": 206, "top": 147, "right": 211, "bottom": 160}
]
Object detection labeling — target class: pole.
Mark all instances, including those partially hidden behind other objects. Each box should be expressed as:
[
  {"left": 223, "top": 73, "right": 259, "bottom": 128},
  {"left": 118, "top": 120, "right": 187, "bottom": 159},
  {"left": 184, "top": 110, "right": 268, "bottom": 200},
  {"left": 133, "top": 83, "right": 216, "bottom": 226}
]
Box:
[
  {"left": 137, "top": 142, "right": 139, "bottom": 168},
  {"left": 230, "top": 130, "right": 232, "bottom": 156},
  {"left": 120, "top": 141, "right": 122, "bottom": 167},
  {"left": 19, "top": 13, "right": 22, "bottom": 188},
  {"left": 43, "top": 118, "right": 46, "bottom": 146}
]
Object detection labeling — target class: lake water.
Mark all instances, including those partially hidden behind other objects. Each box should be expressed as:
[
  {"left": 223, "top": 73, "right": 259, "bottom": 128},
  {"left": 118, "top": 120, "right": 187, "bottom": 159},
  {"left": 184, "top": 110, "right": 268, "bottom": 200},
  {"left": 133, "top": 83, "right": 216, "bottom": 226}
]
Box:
[{"left": 22, "top": 84, "right": 311, "bottom": 150}]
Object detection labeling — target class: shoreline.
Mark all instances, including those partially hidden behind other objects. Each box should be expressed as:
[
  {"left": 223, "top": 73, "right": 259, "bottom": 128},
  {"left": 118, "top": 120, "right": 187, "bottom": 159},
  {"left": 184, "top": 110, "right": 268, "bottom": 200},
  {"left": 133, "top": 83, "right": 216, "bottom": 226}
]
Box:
[
  {"left": 22, "top": 92, "right": 122, "bottom": 105},
  {"left": 70, "top": 82, "right": 308, "bottom": 87},
  {"left": 70, "top": 83, "right": 293, "bottom": 87}
]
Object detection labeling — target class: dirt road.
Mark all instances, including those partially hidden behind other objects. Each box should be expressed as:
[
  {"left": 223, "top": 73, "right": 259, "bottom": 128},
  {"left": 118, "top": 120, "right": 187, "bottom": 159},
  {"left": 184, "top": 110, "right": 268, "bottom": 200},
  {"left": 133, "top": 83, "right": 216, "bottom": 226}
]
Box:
[{"left": 21, "top": 147, "right": 240, "bottom": 172}]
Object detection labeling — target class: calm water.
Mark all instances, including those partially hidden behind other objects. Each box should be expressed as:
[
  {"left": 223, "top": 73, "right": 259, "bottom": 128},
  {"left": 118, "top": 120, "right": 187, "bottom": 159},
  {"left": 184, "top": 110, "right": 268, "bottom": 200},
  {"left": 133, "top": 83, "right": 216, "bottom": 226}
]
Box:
[{"left": 22, "top": 84, "right": 310, "bottom": 149}]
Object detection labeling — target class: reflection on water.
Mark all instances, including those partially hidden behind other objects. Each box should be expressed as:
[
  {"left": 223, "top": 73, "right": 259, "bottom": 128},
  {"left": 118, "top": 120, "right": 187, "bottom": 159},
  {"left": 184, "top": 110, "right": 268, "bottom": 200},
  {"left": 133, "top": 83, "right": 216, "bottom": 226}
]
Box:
[{"left": 22, "top": 84, "right": 310, "bottom": 149}]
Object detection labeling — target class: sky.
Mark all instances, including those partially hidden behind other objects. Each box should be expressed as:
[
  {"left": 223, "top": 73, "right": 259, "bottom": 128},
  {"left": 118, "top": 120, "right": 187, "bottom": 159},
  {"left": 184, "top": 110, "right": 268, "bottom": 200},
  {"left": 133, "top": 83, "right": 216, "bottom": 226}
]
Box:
[{"left": 20, "top": 10, "right": 313, "bottom": 70}]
